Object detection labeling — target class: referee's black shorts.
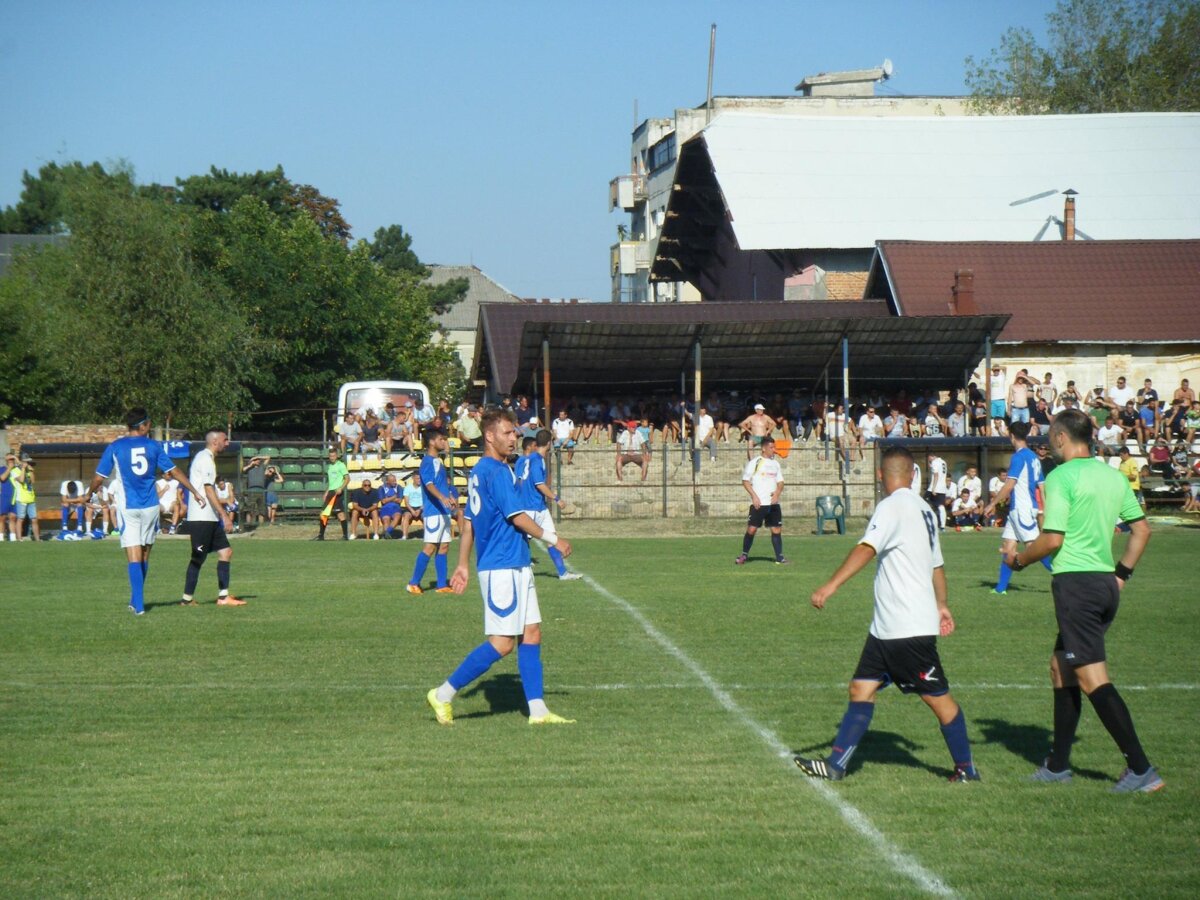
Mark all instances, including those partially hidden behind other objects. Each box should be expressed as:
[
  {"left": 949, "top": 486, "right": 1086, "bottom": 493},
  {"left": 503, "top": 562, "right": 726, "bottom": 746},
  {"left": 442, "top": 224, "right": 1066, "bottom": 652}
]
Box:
[
  {"left": 1052, "top": 572, "right": 1120, "bottom": 666},
  {"left": 747, "top": 503, "right": 782, "bottom": 529},
  {"left": 853, "top": 634, "right": 950, "bottom": 696},
  {"left": 187, "top": 520, "right": 230, "bottom": 557}
]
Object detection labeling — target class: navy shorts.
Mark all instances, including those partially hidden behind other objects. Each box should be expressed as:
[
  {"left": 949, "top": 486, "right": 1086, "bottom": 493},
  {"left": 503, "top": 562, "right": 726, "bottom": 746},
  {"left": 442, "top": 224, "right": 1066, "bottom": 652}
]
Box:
[
  {"left": 853, "top": 634, "right": 949, "bottom": 696},
  {"left": 1052, "top": 572, "right": 1119, "bottom": 666}
]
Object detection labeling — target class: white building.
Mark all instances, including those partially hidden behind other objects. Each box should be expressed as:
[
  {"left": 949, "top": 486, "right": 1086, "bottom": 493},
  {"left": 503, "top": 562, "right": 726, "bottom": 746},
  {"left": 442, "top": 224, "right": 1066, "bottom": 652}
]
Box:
[
  {"left": 609, "top": 64, "right": 972, "bottom": 303},
  {"left": 426, "top": 265, "right": 522, "bottom": 374}
]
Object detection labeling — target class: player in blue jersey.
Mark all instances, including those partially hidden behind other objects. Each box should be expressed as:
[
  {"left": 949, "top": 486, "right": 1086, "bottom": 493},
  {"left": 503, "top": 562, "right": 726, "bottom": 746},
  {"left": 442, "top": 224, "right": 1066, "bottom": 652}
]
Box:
[
  {"left": 983, "top": 421, "right": 1052, "bottom": 595},
  {"left": 426, "top": 409, "right": 575, "bottom": 726},
  {"left": 84, "top": 408, "right": 205, "bottom": 614},
  {"left": 377, "top": 473, "right": 404, "bottom": 538},
  {"left": 516, "top": 431, "right": 580, "bottom": 580},
  {"left": 407, "top": 429, "right": 457, "bottom": 594}
]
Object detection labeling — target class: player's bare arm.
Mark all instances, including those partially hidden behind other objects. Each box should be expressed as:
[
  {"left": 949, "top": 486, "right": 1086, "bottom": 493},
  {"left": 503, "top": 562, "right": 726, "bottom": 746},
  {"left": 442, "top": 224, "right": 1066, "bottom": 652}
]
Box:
[
  {"left": 450, "top": 519, "right": 475, "bottom": 594},
  {"left": 983, "top": 476, "right": 1017, "bottom": 516},
  {"left": 742, "top": 479, "right": 761, "bottom": 508},
  {"left": 1007, "top": 530, "right": 1064, "bottom": 569},
  {"left": 170, "top": 467, "right": 207, "bottom": 508},
  {"left": 509, "top": 511, "right": 572, "bottom": 557},
  {"left": 933, "top": 566, "right": 954, "bottom": 636},
  {"left": 811, "top": 543, "right": 877, "bottom": 609}
]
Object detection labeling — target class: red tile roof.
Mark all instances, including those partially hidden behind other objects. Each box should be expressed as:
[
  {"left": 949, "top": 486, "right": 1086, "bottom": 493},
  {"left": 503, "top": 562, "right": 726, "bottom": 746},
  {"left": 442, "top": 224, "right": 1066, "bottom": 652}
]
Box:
[{"left": 870, "top": 240, "right": 1200, "bottom": 343}]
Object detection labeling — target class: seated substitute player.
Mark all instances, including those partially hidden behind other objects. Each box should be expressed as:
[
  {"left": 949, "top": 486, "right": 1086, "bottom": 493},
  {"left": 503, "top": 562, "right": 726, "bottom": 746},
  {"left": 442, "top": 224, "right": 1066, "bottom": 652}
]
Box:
[
  {"left": 59, "top": 478, "right": 88, "bottom": 539},
  {"left": 400, "top": 474, "right": 423, "bottom": 540},
  {"left": 348, "top": 478, "right": 381, "bottom": 540},
  {"left": 735, "top": 436, "right": 787, "bottom": 565},
  {"left": 85, "top": 480, "right": 114, "bottom": 538},
  {"left": 983, "top": 421, "right": 1051, "bottom": 595},
  {"left": 951, "top": 489, "right": 982, "bottom": 532},
  {"left": 407, "top": 430, "right": 457, "bottom": 594},
  {"left": 377, "top": 473, "right": 404, "bottom": 538},
  {"left": 1006, "top": 408, "right": 1162, "bottom": 793},
  {"left": 426, "top": 408, "right": 575, "bottom": 726},
  {"left": 795, "top": 446, "right": 980, "bottom": 783},
  {"left": 516, "top": 431, "right": 581, "bottom": 581}
]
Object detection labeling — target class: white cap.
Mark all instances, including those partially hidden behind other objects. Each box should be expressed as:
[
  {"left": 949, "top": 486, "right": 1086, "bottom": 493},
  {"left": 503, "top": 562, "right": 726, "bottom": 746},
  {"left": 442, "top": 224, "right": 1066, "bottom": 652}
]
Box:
[
  {"left": 754, "top": 403, "right": 765, "bottom": 411},
  {"left": 529, "top": 416, "right": 540, "bottom": 425}
]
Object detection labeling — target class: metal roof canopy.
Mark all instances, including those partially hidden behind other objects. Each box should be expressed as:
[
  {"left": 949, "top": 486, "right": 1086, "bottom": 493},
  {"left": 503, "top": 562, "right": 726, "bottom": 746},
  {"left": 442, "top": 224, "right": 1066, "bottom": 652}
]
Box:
[{"left": 473, "top": 302, "right": 1009, "bottom": 395}]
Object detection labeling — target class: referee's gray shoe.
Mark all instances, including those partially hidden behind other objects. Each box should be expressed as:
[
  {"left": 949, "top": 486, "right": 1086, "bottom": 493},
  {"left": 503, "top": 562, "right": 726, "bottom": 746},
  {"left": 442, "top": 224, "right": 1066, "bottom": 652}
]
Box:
[
  {"left": 1029, "top": 760, "right": 1072, "bottom": 784},
  {"left": 794, "top": 756, "right": 845, "bottom": 781},
  {"left": 1112, "top": 767, "right": 1164, "bottom": 793}
]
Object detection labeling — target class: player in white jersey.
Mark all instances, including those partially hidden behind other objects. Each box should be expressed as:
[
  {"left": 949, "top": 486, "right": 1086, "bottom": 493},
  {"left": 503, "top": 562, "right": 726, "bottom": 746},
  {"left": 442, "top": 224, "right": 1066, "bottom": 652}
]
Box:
[
  {"left": 926, "top": 452, "right": 949, "bottom": 531},
  {"left": 179, "top": 431, "right": 245, "bottom": 607},
  {"left": 983, "top": 421, "right": 1051, "bottom": 595},
  {"left": 794, "top": 446, "right": 979, "bottom": 783},
  {"left": 734, "top": 437, "right": 787, "bottom": 565}
]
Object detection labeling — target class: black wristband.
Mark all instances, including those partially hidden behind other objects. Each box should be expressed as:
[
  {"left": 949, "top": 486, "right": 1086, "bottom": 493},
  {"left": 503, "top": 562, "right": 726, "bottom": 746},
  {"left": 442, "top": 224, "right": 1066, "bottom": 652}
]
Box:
[
  {"left": 1114, "top": 562, "right": 1133, "bottom": 580},
  {"left": 1012, "top": 557, "right": 1027, "bottom": 572}
]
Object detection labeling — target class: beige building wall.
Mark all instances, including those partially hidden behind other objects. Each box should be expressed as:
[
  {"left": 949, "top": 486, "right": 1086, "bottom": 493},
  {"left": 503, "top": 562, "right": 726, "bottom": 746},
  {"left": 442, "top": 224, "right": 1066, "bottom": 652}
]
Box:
[{"left": 971, "top": 344, "right": 1200, "bottom": 397}]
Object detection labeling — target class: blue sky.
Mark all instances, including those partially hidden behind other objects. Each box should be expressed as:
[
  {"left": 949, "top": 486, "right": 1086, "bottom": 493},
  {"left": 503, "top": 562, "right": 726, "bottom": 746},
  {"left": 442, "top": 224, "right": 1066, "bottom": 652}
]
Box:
[{"left": 0, "top": 1, "right": 1054, "bottom": 300}]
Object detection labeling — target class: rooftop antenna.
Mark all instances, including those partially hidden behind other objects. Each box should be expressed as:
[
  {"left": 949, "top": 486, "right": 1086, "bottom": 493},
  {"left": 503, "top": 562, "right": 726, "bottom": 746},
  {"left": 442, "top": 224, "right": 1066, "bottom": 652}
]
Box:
[{"left": 705, "top": 23, "right": 716, "bottom": 125}]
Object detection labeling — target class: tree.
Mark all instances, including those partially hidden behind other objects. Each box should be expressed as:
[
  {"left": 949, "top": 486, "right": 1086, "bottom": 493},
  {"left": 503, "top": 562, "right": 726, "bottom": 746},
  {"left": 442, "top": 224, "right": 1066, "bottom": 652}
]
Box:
[
  {"left": 367, "top": 224, "right": 468, "bottom": 315},
  {"left": 0, "top": 161, "right": 125, "bottom": 234},
  {"left": 965, "top": 0, "right": 1200, "bottom": 113}
]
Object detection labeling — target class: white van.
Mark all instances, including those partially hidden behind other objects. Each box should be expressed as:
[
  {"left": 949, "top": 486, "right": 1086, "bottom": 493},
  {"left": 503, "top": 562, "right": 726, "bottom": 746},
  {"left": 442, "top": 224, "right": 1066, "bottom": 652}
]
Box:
[{"left": 336, "top": 381, "right": 430, "bottom": 419}]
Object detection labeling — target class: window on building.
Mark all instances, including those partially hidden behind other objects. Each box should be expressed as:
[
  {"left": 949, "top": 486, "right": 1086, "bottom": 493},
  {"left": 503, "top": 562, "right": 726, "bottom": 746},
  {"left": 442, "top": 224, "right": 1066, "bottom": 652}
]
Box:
[{"left": 648, "top": 134, "right": 676, "bottom": 173}]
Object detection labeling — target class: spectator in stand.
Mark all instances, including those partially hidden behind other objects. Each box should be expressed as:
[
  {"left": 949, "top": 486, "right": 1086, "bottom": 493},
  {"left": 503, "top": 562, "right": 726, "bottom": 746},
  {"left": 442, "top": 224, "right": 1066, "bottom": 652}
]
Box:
[
  {"left": 263, "top": 463, "right": 283, "bottom": 525},
  {"left": 1184, "top": 401, "right": 1200, "bottom": 445},
  {"left": 1116, "top": 400, "right": 1140, "bottom": 444},
  {"left": 378, "top": 473, "right": 404, "bottom": 538},
  {"left": 989, "top": 364, "right": 1008, "bottom": 422},
  {"left": 0, "top": 453, "right": 15, "bottom": 542},
  {"left": 400, "top": 474, "right": 423, "bottom": 540},
  {"left": 1183, "top": 478, "right": 1200, "bottom": 513},
  {"left": 906, "top": 414, "right": 923, "bottom": 439},
  {"left": 455, "top": 404, "right": 482, "bottom": 450},
  {"left": 1136, "top": 398, "right": 1161, "bottom": 451},
  {"left": 857, "top": 406, "right": 885, "bottom": 451},
  {"left": 1136, "top": 378, "right": 1159, "bottom": 407},
  {"left": 386, "top": 407, "right": 414, "bottom": 454},
  {"left": 884, "top": 404, "right": 907, "bottom": 440},
  {"left": 1035, "top": 442, "right": 1056, "bottom": 478},
  {"left": 616, "top": 419, "right": 649, "bottom": 482},
  {"left": 1058, "top": 380, "right": 1081, "bottom": 412},
  {"left": 1088, "top": 390, "right": 1114, "bottom": 434},
  {"left": 1109, "top": 375, "right": 1135, "bottom": 408},
  {"left": 740, "top": 403, "right": 776, "bottom": 458},
  {"left": 923, "top": 402, "right": 947, "bottom": 438},
  {"left": 156, "top": 471, "right": 183, "bottom": 534},
  {"left": 360, "top": 411, "right": 383, "bottom": 456},
  {"left": 1030, "top": 397, "right": 1053, "bottom": 435},
  {"left": 947, "top": 401, "right": 968, "bottom": 438},
  {"left": 414, "top": 397, "right": 436, "bottom": 428},
  {"left": 546, "top": 409, "right": 575, "bottom": 464},
  {"left": 767, "top": 393, "right": 792, "bottom": 441},
  {"left": 1008, "top": 370, "right": 1033, "bottom": 424},
  {"left": 11, "top": 454, "right": 39, "bottom": 541},
  {"left": 1170, "top": 439, "right": 1190, "bottom": 479},
  {"left": 1147, "top": 438, "right": 1173, "bottom": 481},
  {"left": 1117, "top": 447, "right": 1144, "bottom": 509},
  {"left": 951, "top": 489, "right": 983, "bottom": 531},
  {"left": 1036, "top": 372, "right": 1058, "bottom": 408},
  {"left": 1173, "top": 378, "right": 1195, "bottom": 407},
  {"left": 214, "top": 475, "right": 238, "bottom": 530},
  {"left": 969, "top": 393, "right": 988, "bottom": 435},
  {"left": 58, "top": 478, "right": 87, "bottom": 539},
  {"left": 825, "top": 402, "right": 857, "bottom": 462},
  {"left": 348, "top": 478, "right": 381, "bottom": 540},
  {"left": 519, "top": 416, "right": 541, "bottom": 441},
  {"left": 514, "top": 395, "right": 535, "bottom": 429},
  {"left": 987, "top": 468, "right": 1008, "bottom": 526},
  {"left": 339, "top": 411, "right": 363, "bottom": 459},
  {"left": 1097, "top": 417, "right": 1125, "bottom": 456},
  {"left": 379, "top": 402, "right": 396, "bottom": 426},
  {"left": 1163, "top": 398, "right": 1188, "bottom": 441},
  {"left": 693, "top": 404, "right": 717, "bottom": 462}
]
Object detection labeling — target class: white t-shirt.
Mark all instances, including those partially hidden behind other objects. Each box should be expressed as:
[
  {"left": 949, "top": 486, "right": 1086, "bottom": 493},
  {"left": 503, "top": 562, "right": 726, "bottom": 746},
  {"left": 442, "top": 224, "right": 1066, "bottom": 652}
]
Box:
[
  {"left": 1036, "top": 381, "right": 1057, "bottom": 404},
  {"left": 109, "top": 472, "right": 124, "bottom": 509},
  {"left": 1109, "top": 385, "right": 1135, "bottom": 407},
  {"left": 617, "top": 430, "right": 646, "bottom": 453},
  {"left": 60, "top": 480, "right": 84, "bottom": 500},
  {"left": 910, "top": 463, "right": 922, "bottom": 495},
  {"left": 156, "top": 478, "right": 179, "bottom": 509},
  {"left": 928, "top": 457, "right": 948, "bottom": 495},
  {"left": 990, "top": 370, "right": 1007, "bottom": 399},
  {"left": 551, "top": 417, "right": 574, "bottom": 441},
  {"left": 89, "top": 485, "right": 112, "bottom": 508},
  {"left": 825, "top": 411, "right": 849, "bottom": 436},
  {"left": 858, "top": 414, "right": 884, "bottom": 440},
  {"left": 947, "top": 412, "right": 968, "bottom": 437},
  {"left": 742, "top": 455, "right": 784, "bottom": 505},
  {"left": 1098, "top": 423, "right": 1124, "bottom": 446},
  {"left": 924, "top": 414, "right": 944, "bottom": 437},
  {"left": 989, "top": 476, "right": 1006, "bottom": 495},
  {"left": 187, "top": 448, "right": 219, "bottom": 523},
  {"left": 341, "top": 420, "right": 363, "bottom": 441},
  {"left": 861, "top": 487, "right": 944, "bottom": 640},
  {"left": 951, "top": 496, "right": 977, "bottom": 515},
  {"left": 695, "top": 413, "right": 714, "bottom": 443},
  {"left": 960, "top": 475, "right": 982, "bottom": 503}
]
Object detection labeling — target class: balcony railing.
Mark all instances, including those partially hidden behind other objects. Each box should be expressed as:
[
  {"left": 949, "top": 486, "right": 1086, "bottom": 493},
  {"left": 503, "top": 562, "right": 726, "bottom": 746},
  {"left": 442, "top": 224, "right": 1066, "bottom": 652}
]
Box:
[{"left": 608, "top": 173, "right": 647, "bottom": 211}]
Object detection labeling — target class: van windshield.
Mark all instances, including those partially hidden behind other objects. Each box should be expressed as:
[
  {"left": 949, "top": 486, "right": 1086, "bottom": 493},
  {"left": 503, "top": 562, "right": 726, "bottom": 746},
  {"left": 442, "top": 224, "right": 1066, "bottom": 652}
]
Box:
[{"left": 345, "top": 387, "right": 426, "bottom": 418}]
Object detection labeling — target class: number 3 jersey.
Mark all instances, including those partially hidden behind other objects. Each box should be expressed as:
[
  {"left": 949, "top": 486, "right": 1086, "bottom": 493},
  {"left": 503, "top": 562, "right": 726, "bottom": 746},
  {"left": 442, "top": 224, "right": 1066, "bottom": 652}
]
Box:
[
  {"left": 860, "top": 486, "right": 945, "bottom": 640},
  {"left": 96, "top": 436, "right": 176, "bottom": 511}
]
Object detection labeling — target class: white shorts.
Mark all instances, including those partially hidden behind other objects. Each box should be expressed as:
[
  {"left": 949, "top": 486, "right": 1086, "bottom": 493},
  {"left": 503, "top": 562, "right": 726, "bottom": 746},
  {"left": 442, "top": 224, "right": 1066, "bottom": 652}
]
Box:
[
  {"left": 532, "top": 508, "right": 557, "bottom": 546},
  {"left": 120, "top": 506, "right": 160, "bottom": 548},
  {"left": 158, "top": 502, "right": 175, "bottom": 517},
  {"left": 481, "top": 566, "right": 541, "bottom": 636},
  {"left": 423, "top": 511, "right": 452, "bottom": 544},
  {"left": 1002, "top": 509, "right": 1040, "bottom": 543}
]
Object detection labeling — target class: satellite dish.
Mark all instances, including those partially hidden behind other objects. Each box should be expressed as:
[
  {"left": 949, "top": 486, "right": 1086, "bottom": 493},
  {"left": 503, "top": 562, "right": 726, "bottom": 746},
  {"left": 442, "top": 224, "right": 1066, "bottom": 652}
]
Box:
[{"left": 881, "top": 58, "right": 893, "bottom": 78}]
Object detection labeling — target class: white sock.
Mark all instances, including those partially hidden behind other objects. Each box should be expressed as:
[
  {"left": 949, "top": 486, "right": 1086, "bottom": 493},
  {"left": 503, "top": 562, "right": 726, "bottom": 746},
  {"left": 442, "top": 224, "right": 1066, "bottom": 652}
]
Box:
[
  {"left": 435, "top": 682, "right": 456, "bottom": 704},
  {"left": 528, "top": 699, "right": 549, "bottom": 719}
]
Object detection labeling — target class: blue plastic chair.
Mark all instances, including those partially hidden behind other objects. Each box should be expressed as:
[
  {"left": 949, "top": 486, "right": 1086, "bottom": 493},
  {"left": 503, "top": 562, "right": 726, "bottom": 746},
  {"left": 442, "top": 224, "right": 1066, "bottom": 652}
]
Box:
[{"left": 816, "top": 495, "right": 846, "bottom": 535}]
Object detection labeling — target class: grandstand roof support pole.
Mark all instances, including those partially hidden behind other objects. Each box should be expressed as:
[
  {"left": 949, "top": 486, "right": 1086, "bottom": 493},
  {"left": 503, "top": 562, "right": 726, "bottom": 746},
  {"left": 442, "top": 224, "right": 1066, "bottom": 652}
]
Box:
[
  {"left": 692, "top": 340, "right": 702, "bottom": 511},
  {"left": 542, "top": 338, "right": 551, "bottom": 425},
  {"left": 841, "top": 337, "right": 850, "bottom": 508},
  {"left": 984, "top": 334, "right": 993, "bottom": 437}
]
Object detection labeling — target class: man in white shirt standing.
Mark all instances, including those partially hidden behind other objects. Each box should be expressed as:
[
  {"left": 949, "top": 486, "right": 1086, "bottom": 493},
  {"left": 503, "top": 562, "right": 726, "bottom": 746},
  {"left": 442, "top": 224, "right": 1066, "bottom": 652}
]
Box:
[
  {"left": 179, "top": 430, "right": 245, "bottom": 607},
  {"left": 795, "top": 446, "right": 979, "bottom": 783},
  {"left": 550, "top": 409, "right": 577, "bottom": 465},
  {"left": 735, "top": 437, "right": 787, "bottom": 565},
  {"left": 926, "top": 452, "right": 949, "bottom": 532},
  {"left": 694, "top": 405, "right": 717, "bottom": 462}
]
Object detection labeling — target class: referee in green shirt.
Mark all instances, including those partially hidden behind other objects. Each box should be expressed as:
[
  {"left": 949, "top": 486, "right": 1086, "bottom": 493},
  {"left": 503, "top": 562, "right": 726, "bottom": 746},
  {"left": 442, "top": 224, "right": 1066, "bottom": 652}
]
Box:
[{"left": 1006, "top": 408, "right": 1162, "bottom": 793}]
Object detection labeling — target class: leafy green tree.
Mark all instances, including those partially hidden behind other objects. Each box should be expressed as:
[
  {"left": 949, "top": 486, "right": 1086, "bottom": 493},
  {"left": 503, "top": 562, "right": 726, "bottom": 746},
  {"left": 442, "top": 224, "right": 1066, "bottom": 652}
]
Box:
[
  {"left": 965, "top": 0, "right": 1200, "bottom": 113},
  {"left": 0, "top": 161, "right": 124, "bottom": 234},
  {"left": 367, "top": 224, "right": 422, "bottom": 274}
]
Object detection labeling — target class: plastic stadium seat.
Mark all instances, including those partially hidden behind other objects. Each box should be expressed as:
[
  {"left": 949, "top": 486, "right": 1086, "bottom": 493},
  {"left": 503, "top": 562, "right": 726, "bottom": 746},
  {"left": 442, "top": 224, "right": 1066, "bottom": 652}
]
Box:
[
  {"left": 382, "top": 457, "right": 407, "bottom": 470},
  {"left": 258, "top": 447, "right": 280, "bottom": 457},
  {"left": 411, "top": 439, "right": 423, "bottom": 452},
  {"left": 816, "top": 495, "right": 846, "bottom": 535},
  {"left": 346, "top": 458, "right": 365, "bottom": 472},
  {"left": 242, "top": 446, "right": 258, "bottom": 458},
  {"left": 300, "top": 447, "right": 322, "bottom": 458},
  {"left": 282, "top": 480, "right": 305, "bottom": 492},
  {"left": 403, "top": 457, "right": 421, "bottom": 469},
  {"left": 302, "top": 463, "right": 324, "bottom": 475},
  {"left": 280, "top": 447, "right": 300, "bottom": 458},
  {"left": 452, "top": 476, "right": 468, "bottom": 488},
  {"left": 448, "top": 437, "right": 462, "bottom": 449},
  {"left": 281, "top": 497, "right": 305, "bottom": 510},
  {"left": 280, "top": 464, "right": 302, "bottom": 475},
  {"left": 462, "top": 455, "right": 481, "bottom": 468},
  {"left": 304, "top": 496, "right": 328, "bottom": 509},
  {"left": 304, "top": 480, "right": 325, "bottom": 492}
]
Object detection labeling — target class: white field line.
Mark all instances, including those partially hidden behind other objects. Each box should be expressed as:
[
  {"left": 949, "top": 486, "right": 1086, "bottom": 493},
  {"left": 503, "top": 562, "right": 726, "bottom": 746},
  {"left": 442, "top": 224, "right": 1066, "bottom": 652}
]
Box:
[
  {"left": 5, "top": 681, "right": 1196, "bottom": 692},
  {"left": 576, "top": 570, "right": 958, "bottom": 899}
]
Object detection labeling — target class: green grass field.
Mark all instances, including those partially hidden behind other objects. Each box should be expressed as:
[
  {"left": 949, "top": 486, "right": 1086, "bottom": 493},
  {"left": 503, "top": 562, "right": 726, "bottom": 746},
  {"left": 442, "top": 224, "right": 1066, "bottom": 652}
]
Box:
[{"left": 3, "top": 526, "right": 1198, "bottom": 898}]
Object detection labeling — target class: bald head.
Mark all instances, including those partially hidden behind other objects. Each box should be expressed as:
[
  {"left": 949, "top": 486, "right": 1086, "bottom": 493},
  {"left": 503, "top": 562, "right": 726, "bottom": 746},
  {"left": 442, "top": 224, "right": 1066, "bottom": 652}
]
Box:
[{"left": 879, "top": 446, "right": 916, "bottom": 494}]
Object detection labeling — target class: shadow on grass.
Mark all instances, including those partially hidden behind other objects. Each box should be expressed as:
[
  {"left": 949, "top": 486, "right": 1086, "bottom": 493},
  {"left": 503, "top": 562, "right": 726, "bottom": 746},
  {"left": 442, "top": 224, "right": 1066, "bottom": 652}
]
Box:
[
  {"left": 974, "top": 579, "right": 1050, "bottom": 594},
  {"left": 793, "top": 729, "right": 948, "bottom": 778},
  {"left": 458, "top": 673, "right": 528, "bottom": 720},
  {"left": 974, "top": 717, "right": 1109, "bottom": 781},
  {"left": 144, "top": 593, "right": 259, "bottom": 611}
]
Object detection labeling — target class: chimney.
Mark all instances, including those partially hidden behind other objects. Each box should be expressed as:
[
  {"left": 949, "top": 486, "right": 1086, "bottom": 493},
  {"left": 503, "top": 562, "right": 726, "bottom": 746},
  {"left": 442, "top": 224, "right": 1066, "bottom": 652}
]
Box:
[
  {"left": 1062, "top": 188, "right": 1077, "bottom": 241},
  {"left": 951, "top": 269, "right": 977, "bottom": 315}
]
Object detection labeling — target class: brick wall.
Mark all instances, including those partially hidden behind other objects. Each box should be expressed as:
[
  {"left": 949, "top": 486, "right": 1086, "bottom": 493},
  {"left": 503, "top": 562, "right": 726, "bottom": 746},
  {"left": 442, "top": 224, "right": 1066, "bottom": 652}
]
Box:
[{"left": 6, "top": 424, "right": 126, "bottom": 452}]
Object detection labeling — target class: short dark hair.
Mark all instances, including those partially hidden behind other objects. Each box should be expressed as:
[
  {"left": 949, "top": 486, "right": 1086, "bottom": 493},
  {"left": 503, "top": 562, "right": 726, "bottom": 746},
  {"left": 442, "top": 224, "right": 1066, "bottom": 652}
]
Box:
[
  {"left": 125, "top": 407, "right": 150, "bottom": 430},
  {"left": 535, "top": 429, "right": 552, "bottom": 448},
  {"left": 1009, "top": 421, "right": 1031, "bottom": 440},
  {"left": 1052, "top": 408, "right": 1094, "bottom": 445},
  {"left": 760, "top": 436, "right": 776, "bottom": 446},
  {"left": 521, "top": 436, "right": 536, "bottom": 451}
]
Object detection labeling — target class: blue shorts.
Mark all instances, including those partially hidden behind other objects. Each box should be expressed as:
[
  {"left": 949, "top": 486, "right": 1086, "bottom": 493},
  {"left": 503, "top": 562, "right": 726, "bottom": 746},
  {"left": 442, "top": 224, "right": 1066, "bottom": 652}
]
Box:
[
  {"left": 0, "top": 496, "right": 13, "bottom": 516},
  {"left": 380, "top": 502, "right": 401, "bottom": 517},
  {"left": 990, "top": 400, "right": 1007, "bottom": 419},
  {"left": 265, "top": 491, "right": 279, "bottom": 507},
  {"left": 15, "top": 501, "right": 37, "bottom": 520},
  {"left": 1010, "top": 406, "right": 1030, "bottom": 423}
]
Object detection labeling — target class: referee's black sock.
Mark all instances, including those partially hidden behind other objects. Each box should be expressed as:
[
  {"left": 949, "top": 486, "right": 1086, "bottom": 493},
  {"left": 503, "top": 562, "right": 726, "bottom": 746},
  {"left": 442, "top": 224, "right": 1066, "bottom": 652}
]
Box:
[
  {"left": 1086, "top": 683, "right": 1151, "bottom": 775},
  {"left": 770, "top": 532, "right": 783, "bottom": 560},
  {"left": 340, "top": 518, "right": 349, "bottom": 539},
  {"left": 742, "top": 532, "right": 754, "bottom": 554},
  {"left": 1047, "top": 686, "right": 1082, "bottom": 772}
]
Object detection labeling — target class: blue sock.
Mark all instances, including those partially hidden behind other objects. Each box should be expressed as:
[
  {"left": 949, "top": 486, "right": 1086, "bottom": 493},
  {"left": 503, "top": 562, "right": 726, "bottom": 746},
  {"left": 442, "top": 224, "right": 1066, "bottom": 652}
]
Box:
[
  {"left": 434, "top": 554, "right": 448, "bottom": 588},
  {"left": 996, "top": 562, "right": 1013, "bottom": 592},
  {"left": 141, "top": 560, "right": 149, "bottom": 581},
  {"left": 547, "top": 545, "right": 567, "bottom": 576},
  {"left": 61, "top": 507, "right": 70, "bottom": 530},
  {"left": 940, "top": 708, "right": 974, "bottom": 770},
  {"left": 1041, "top": 557, "right": 1053, "bottom": 572},
  {"left": 829, "top": 701, "right": 875, "bottom": 771},
  {"left": 410, "top": 551, "right": 431, "bottom": 587},
  {"left": 517, "top": 643, "right": 544, "bottom": 702},
  {"left": 386, "top": 526, "right": 394, "bottom": 536},
  {"left": 447, "top": 642, "right": 503, "bottom": 691},
  {"left": 127, "top": 562, "right": 145, "bottom": 612}
]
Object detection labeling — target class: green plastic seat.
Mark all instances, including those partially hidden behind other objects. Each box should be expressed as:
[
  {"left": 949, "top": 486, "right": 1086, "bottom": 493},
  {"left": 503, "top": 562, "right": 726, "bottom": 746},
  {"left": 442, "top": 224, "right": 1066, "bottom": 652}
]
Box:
[
  {"left": 258, "top": 446, "right": 280, "bottom": 457},
  {"left": 241, "top": 446, "right": 258, "bottom": 458},
  {"left": 281, "top": 497, "right": 305, "bottom": 510},
  {"left": 304, "top": 480, "right": 325, "bottom": 492},
  {"left": 300, "top": 447, "right": 322, "bottom": 458},
  {"left": 816, "top": 495, "right": 846, "bottom": 535},
  {"left": 304, "top": 496, "right": 328, "bottom": 509},
  {"left": 280, "top": 464, "right": 302, "bottom": 475},
  {"left": 280, "top": 447, "right": 300, "bottom": 458},
  {"left": 282, "top": 480, "right": 305, "bottom": 492},
  {"left": 301, "top": 463, "right": 324, "bottom": 475}
]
